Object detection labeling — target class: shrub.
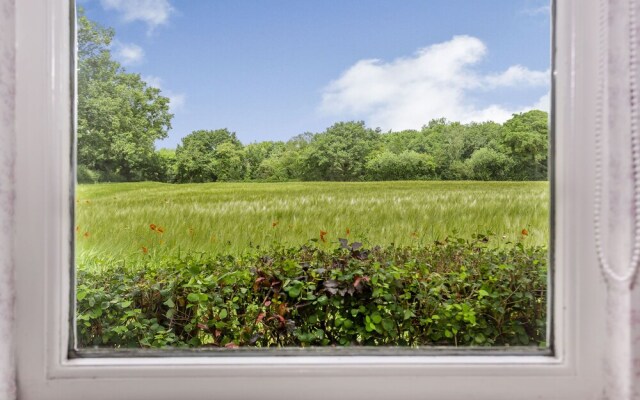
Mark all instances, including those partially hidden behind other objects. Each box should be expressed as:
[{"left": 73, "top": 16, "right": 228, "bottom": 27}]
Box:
[
  {"left": 77, "top": 165, "right": 100, "bottom": 184},
  {"left": 365, "top": 151, "right": 437, "bottom": 181},
  {"left": 76, "top": 236, "right": 547, "bottom": 349}
]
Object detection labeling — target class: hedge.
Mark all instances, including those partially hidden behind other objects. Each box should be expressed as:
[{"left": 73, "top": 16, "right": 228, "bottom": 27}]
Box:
[{"left": 76, "top": 235, "right": 547, "bottom": 349}]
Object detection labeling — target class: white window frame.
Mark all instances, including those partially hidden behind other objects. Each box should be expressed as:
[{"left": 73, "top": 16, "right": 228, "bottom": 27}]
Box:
[{"left": 14, "top": 0, "right": 607, "bottom": 399}]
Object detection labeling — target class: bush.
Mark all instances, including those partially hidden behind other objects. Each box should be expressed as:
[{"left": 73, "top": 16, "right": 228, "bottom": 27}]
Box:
[
  {"left": 76, "top": 236, "right": 547, "bottom": 349},
  {"left": 365, "top": 151, "right": 437, "bottom": 181},
  {"left": 77, "top": 165, "right": 100, "bottom": 184}
]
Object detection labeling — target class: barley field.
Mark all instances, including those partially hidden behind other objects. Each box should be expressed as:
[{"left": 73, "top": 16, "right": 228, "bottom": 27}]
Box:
[{"left": 75, "top": 181, "right": 549, "bottom": 261}]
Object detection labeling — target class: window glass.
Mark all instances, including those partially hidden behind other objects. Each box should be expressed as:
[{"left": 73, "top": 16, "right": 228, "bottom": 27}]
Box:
[{"left": 74, "top": 0, "right": 551, "bottom": 351}]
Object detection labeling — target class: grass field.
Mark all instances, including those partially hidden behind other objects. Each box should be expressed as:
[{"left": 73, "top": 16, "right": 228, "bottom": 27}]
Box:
[{"left": 75, "top": 181, "right": 549, "bottom": 262}]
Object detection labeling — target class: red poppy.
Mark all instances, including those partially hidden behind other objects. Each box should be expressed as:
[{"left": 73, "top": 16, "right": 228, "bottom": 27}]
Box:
[
  {"left": 157, "top": 226, "right": 164, "bottom": 234},
  {"left": 346, "top": 228, "right": 351, "bottom": 236},
  {"left": 272, "top": 221, "right": 279, "bottom": 228},
  {"left": 141, "top": 246, "right": 148, "bottom": 254},
  {"left": 83, "top": 232, "right": 90, "bottom": 238},
  {"left": 521, "top": 229, "right": 529, "bottom": 236},
  {"left": 149, "top": 224, "right": 157, "bottom": 231},
  {"left": 320, "top": 230, "right": 328, "bottom": 243}
]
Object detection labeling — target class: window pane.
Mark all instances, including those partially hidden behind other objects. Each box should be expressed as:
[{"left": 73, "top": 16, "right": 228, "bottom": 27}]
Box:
[{"left": 74, "top": 1, "right": 551, "bottom": 351}]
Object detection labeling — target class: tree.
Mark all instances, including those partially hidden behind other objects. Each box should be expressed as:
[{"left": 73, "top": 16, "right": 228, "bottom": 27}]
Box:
[
  {"left": 422, "top": 120, "right": 468, "bottom": 180},
  {"left": 365, "top": 151, "right": 436, "bottom": 181},
  {"left": 213, "top": 142, "right": 245, "bottom": 181},
  {"left": 156, "top": 148, "right": 178, "bottom": 182},
  {"left": 464, "top": 147, "right": 513, "bottom": 181},
  {"left": 500, "top": 110, "right": 549, "bottom": 180},
  {"left": 301, "top": 122, "right": 381, "bottom": 181},
  {"left": 244, "top": 141, "right": 286, "bottom": 180},
  {"left": 174, "top": 129, "right": 242, "bottom": 182},
  {"left": 77, "top": 11, "right": 173, "bottom": 181}
]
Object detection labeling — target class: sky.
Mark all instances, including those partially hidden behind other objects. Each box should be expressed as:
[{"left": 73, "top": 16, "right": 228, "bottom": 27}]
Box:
[{"left": 80, "top": 0, "right": 551, "bottom": 148}]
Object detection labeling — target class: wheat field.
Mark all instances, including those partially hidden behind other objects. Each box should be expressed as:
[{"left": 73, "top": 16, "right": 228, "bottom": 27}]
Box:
[{"left": 75, "top": 181, "right": 549, "bottom": 261}]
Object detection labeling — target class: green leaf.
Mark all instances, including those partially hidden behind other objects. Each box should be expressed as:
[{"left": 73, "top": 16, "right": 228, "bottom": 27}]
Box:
[
  {"left": 187, "top": 293, "right": 200, "bottom": 302},
  {"left": 219, "top": 309, "right": 228, "bottom": 319},
  {"left": 371, "top": 312, "right": 382, "bottom": 324},
  {"left": 381, "top": 318, "right": 395, "bottom": 332}
]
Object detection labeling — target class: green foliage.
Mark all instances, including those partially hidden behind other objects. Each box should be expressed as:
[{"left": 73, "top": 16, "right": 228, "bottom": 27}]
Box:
[
  {"left": 465, "top": 148, "right": 514, "bottom": 181},
  {"left": 77, "top": 165, "right": 100, "bottom": 184},
  {"left": 155, "top": 148, "right": 178, "bottom": 182},
  {"left": 174, "top": 129, "right": 243, "bottom": 182},
  {"left": 365, "top": 151, "right": 436, "bottom": 180},
  {"left": 244, "top": 141, "right": 286, "bottom": 180},
  {"left": 77, "top": 237, "right": 547, "bottom": 348},
  {"left": 77, "top": 11, "right": 173, "bottom": 182},
  {"left": 301, "top": 121, "right": 381, "bottom": 181},
  {"left": 500, "top": 110, "right": 549, "bottom": 180}
]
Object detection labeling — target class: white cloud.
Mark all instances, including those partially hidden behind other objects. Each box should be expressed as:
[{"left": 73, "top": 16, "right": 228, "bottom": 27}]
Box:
[
  {"left": 100, "top": 0, "right": 173, "bottom": 32},
  {"left": 114, "top": 42, "right": 144, "bottom": 65},
  {"left": 533, "top": 92, "right": 550, "bottom": 112},
  {"left": 167, "top": 93, "right": 186, "bottom": 112},
  {"left": 522, "top": 5, "right": 551, "bottom": 16},
  {"left": 319, "top": 35, "right": 549, "bottom": 130},
  {"left": 143, "top": 75, "right": 186, "bottom": 112},
  {"left": 484, "top": 65, "right": 549, "bottom": 88}
]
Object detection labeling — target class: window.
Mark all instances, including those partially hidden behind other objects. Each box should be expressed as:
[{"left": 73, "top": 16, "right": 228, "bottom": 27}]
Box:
[
  {"left": 74, "top": 1, "right": 550, "bottom": 353},
  {"left": 14, "top": 0, "right": 607, "bottom": 398}
]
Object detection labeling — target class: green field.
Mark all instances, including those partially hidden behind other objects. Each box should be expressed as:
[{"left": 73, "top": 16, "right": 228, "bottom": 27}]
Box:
[{"left": 75, "top": 181, "right": 549, "bottom": 261}]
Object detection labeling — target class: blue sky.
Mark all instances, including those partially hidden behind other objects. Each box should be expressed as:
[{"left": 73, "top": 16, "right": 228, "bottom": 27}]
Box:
[{"left": 81, "top": 0, "right": 551, "bottom": 148}]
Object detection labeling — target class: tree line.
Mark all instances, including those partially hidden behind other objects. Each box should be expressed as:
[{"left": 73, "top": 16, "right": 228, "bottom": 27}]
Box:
[{"left": 77, "top": 12, "right": 549, "bottom": 184}]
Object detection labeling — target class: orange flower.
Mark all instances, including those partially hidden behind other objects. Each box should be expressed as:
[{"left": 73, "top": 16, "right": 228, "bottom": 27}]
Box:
[
  {"left": 521, "top": 229, "right": 529, "bottom": 236},
  {"left": 141, "top": 246, "right": 148, "bottom": 254},
  {"left": 272, "top": 221, "right": 279, "bottom": 228},
  {"left": 320, "top": 230, "right": 328, "bottom": 243},
  {"left": 346, "top": 228, "right": 351, "bottom": 236},
  {"left": 150, "top": 224, "right": 157, "bottom": 231},
  {"left": 157, "top": 226, "right": 165, "bottom": 234},
  {"left": 83, "top": 231, "right": 90, "bottom": 238}
]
